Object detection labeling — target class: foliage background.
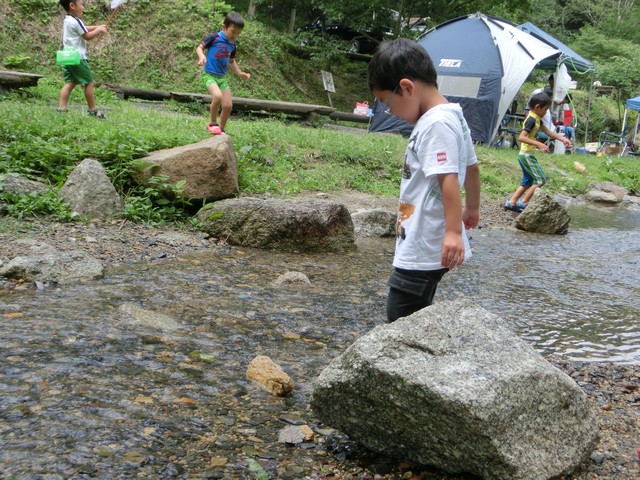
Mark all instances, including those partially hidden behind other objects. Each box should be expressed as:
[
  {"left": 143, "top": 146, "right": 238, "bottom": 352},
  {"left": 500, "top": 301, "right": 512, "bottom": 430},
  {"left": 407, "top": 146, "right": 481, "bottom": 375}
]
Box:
[
  {"left": 1, "top": 0, "right": 639, "bottom": 119},
  {"left": 1, "top": 0, "right": 639, "bottom": 224}
]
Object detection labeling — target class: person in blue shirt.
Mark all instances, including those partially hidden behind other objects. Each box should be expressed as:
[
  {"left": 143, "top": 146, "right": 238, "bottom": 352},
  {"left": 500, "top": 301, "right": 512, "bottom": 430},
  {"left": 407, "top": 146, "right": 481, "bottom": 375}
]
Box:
[{"left": 196, "top": 12, "right": 251, "bottom": 135}]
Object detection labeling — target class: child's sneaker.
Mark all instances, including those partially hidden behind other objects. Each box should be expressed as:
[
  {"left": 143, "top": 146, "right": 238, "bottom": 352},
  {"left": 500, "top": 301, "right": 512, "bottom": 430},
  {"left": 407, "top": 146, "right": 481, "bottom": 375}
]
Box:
[
  {"left": 88, "top": 110, "right": 106, "bottom": 119},
  {"left": 515, "top": 200, "right": 527, "bottom": 211},
  {"left": 56, "top": 108, "right": 68, "bottom": 113},
  {"left": 207, "top": 123, "right": 222, "bottom": 135},
  {"left": 504, "top": 198, "right": 524, "bottom": 213}
]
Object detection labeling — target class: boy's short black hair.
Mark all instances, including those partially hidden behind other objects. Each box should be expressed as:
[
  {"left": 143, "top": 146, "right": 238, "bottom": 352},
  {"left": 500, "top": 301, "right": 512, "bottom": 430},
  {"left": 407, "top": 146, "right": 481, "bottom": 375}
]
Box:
[
  {"left": 224, "top": 11, "right": 245, "bottom": 28},
  {"left": 529, "top": 92, "right": 551, "bottom": 109},
  {"left": 59, "top": 0, "right": 74, "bottom": 12},
  {"left": 368, "top": 38, "right": 438, "bottom": 92}
]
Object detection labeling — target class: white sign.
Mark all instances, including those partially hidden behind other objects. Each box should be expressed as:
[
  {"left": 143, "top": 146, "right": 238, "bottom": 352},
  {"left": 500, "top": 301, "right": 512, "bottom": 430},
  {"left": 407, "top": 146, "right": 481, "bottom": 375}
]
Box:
[{"left": 321, "top": 70, "right": 335, "bottom": 93}]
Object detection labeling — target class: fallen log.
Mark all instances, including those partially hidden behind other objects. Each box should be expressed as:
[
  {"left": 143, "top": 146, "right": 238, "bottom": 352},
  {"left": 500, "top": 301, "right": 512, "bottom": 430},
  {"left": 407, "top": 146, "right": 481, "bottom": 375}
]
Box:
[
  {"left": 96, "top": 83, "right": 341, "bottom": 119},
  {"left": 0, "top": 70, "right": 43, "bottom": 92},
  {"left": 98, "top": 83, "right": 172, "bottom": 101},
  {"left": 329, "top": 111, "right": 371, "bottom": 124},
  {"left": 170, "top": 91, "right": 335, "bottom": 116}
]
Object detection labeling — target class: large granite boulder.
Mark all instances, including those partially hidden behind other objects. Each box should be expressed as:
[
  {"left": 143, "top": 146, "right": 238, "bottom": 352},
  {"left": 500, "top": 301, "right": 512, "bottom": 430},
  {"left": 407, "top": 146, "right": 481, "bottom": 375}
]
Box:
[
  {"left": 515, "top": 189, "right": 570, "bottom": 234},
  {"left": 0, "top": 240, "right": 103, "bottom": 284},
  {"left": 311, "top": 300, "right": 599, "bottom": 480},
  {"left": 133, "top": 136, "right": 239, "bottom": 202},
  {"left": 196, "top": 197, "right": 355, "bottom": 252},
  {"left": 59, "top": 158, "right": 123, "bottom": 219}
]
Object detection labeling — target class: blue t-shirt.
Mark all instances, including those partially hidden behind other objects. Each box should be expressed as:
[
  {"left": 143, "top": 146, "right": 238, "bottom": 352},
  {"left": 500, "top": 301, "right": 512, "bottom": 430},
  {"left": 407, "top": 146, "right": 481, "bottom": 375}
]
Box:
[{"left": 201, "top": 30, "right": 236, "bottom": 76}]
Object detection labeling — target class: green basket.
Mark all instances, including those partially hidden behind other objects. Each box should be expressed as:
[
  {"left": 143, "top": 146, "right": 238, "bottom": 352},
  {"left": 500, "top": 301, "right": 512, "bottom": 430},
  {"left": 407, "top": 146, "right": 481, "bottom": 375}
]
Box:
[{"left": 56, "top": 48, "right": 81, "bottom": 66}]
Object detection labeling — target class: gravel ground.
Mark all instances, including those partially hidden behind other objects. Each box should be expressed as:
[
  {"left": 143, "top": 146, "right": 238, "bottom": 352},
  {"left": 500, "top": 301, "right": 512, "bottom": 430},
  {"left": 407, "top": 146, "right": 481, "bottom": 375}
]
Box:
[{"left": 1, "top": 192, "right": 638, "bottom": 479}]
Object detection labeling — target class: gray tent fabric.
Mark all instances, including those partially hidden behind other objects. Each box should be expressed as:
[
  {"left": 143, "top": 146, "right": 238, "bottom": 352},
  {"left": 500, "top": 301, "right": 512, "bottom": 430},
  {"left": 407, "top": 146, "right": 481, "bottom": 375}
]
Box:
[
  {"left": 516, "top": 22, "right": 594, "bottom": 73},
  {"left": 369, "top": 13, "right": 565, "bottom": 144}
]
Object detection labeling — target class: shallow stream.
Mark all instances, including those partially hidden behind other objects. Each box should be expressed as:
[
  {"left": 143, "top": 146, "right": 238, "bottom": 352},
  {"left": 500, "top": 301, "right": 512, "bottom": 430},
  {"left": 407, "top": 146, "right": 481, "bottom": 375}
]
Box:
[{"left": 1, "top": 203, "right": 638, "bottom": 478}]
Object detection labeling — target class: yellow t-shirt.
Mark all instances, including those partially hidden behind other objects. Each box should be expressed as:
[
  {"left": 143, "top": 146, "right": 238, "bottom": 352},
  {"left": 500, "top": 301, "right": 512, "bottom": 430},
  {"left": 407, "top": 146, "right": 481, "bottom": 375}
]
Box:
[{"left": 520, "top": 112, "right": 543, "bottom": 154}]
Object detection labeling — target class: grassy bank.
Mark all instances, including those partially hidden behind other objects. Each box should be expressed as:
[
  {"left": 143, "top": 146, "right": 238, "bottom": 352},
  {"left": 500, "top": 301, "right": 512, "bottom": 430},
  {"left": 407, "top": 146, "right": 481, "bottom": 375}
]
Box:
[
  {"left": 0, "top": 0, "right": 372, "bottom": 113},
  {"left": 1, "top": 82, "right": 639, "bottom": 227}
]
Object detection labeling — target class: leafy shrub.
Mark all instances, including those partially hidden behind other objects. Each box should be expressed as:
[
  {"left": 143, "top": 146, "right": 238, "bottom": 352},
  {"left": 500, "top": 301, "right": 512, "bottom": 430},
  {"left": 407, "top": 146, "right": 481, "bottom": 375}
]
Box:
[
  {"left": 3, "top": 54, "right": 31, "bottom": 68},
  {"left": 0, "top": 189, "right": 72, "bottom": 221}
]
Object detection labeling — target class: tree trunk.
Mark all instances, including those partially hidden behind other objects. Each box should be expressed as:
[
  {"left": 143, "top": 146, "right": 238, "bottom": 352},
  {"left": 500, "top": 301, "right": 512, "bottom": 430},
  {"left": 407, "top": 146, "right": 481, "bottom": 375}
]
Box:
[
  {"left": 288, "top": 7, "right": 297, "bottom": 33},
  {"left": 248, "top": 1, "right": 256, "bottom": 19}
]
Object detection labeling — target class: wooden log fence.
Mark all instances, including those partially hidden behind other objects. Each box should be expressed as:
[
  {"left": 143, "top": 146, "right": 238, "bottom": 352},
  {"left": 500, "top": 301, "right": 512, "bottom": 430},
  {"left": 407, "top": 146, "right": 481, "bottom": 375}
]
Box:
[
  {"left": 0, "top": 70, "right": 44, "bottom": 93},
  {"left": 98, "top": 83, "right": 369, "bottom": 123}
]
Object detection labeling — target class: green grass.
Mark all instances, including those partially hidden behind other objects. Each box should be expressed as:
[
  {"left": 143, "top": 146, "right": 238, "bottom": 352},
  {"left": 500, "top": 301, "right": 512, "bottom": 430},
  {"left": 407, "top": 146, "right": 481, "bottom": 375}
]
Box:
[
  {"left": 2, "top": 82, "right": 639, "bottom": 227},
  {"left": 477, "top": 145, "right": 640, "bottom": 197}
]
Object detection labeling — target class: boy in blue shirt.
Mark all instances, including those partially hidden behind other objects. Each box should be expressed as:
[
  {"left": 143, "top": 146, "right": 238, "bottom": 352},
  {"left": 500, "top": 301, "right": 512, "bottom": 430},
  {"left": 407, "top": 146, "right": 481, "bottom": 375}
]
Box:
[
  {"left": 58, "top": 0, "right": 108, "bottom": 118},
  {"left": 196, "top": 12, "right": 251, "bottom": 135}
]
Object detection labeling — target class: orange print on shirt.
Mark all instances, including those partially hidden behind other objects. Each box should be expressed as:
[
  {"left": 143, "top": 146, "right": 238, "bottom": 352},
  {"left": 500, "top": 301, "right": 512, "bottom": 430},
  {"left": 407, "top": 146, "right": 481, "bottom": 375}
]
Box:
[{"left": 396, "top": 202, "right": 416, "bottom": 239}]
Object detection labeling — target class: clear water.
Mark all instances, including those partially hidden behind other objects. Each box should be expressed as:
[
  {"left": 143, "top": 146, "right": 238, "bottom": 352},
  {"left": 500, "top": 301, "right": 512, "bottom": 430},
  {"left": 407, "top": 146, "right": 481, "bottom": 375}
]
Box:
[{"left": 1, "top": 204, "right": 638, "bottom": 477}]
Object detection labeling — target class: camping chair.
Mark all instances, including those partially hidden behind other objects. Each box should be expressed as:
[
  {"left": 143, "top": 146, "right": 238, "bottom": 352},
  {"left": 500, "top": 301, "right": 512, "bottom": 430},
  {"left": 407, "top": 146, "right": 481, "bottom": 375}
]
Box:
[
  {"left": 494, "top": 115, "right": 521, "bottom": 149},
  {"left": 597, "top": 130, "right": 627, "bottom": 157},
  {"left": 597, "top": 95, "right": 640, "bottom": 157}
]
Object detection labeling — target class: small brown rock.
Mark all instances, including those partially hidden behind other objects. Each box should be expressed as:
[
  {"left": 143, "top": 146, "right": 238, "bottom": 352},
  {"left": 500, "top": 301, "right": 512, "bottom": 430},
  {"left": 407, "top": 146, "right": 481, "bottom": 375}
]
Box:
[{"left": 246, "top": 355, "right": 294, "bottom": 396}]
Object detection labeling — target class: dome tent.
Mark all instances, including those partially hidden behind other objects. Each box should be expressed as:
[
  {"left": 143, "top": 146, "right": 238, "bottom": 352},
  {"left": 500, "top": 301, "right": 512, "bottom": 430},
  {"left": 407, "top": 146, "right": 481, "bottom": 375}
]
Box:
[{"left": 369, "top": 13, "right": 564, "bottom": 144}]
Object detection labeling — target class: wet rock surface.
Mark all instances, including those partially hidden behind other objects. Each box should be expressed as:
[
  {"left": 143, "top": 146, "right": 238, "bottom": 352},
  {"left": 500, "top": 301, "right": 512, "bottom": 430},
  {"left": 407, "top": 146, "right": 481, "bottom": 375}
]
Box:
[{"left": 1, "top": 192, "right": 638, "bottom": 479}]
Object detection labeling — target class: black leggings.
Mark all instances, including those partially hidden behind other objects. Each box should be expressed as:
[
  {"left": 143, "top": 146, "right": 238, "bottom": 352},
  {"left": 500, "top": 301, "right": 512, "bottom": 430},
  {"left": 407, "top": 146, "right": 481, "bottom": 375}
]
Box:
[{"left": 386, "top": 267, "right": 448, "bottom": 323}]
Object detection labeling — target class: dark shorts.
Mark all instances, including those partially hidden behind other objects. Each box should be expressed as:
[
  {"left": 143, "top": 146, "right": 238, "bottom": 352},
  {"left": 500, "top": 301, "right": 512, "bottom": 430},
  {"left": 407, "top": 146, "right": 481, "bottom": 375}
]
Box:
[
  {"left": 386, "top": 267, "right": 448, "bottom": 323},
  {"left": 62, "top": 59, "right": 94, "bottom": 86}
]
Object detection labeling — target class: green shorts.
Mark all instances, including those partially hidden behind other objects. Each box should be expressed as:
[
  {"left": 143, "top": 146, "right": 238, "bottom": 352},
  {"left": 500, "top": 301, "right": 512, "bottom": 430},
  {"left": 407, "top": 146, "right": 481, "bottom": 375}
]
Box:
[
  {"left": 62, "top": 59, "right": 94, "bottom": 86},
  {"left": 203, "top": 72, "right": 230, "bottom": 91}
]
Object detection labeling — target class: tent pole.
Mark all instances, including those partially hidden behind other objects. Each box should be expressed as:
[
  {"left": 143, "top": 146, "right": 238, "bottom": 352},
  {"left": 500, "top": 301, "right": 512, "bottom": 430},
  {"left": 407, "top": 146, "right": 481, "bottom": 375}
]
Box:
[
  {"left": 584, "top": 70, "right": 595, "bottom": 144},
  {"left": 621, "top": 107, "right": 628, "bottom": 135}
]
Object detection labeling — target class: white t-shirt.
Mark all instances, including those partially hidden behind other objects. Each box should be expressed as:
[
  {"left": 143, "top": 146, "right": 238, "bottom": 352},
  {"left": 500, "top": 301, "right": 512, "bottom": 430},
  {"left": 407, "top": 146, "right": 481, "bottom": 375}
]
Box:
[
  {"left": 62, "top": 15, "right": 88, "bottom": 60},
  {"left": 393, "top": 103, "right": 477, "bottom": 271}
]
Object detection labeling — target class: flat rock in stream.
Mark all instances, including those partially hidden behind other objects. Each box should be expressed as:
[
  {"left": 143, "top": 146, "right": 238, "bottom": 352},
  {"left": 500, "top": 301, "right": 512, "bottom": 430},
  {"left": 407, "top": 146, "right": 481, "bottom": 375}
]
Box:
[
  {"left": 196, "top": 197, "right": 355, "bottom": 252},
  {"left": 0, "top": 240, "right": 103, "bottom": 283},
  {"left": 118, "top": 303, "right": 181, "bottom": 332}
]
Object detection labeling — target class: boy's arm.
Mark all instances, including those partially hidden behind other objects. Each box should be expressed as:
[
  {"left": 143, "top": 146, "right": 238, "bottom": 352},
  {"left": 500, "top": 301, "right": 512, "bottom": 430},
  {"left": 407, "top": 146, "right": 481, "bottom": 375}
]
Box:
[
  {"left": 540, "top": 124, "right": 573, "bottom": 147},
  {"left": 196, "top": 43, "right": 207, "bottom": 67},
  {"left": 229, "top": 58, "right": 250, "bottom": 80},
  {"left": 82, "top": 25, "right": 108, "bottom": 41},
  {"left": 518, "top": 129, "right": 549, "bottom": 153},
  {"left": 462, "top": 163, "right": 480, "bottom": 229},
  {"left": 437, "top": 172, "right": 465, "bottom": 269}
]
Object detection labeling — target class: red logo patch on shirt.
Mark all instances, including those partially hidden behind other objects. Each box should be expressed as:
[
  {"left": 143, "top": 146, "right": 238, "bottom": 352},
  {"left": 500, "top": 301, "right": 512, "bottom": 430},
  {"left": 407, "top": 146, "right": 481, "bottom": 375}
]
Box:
[{"left": 437, "top": 152, "right": 447, "bottom": 162}]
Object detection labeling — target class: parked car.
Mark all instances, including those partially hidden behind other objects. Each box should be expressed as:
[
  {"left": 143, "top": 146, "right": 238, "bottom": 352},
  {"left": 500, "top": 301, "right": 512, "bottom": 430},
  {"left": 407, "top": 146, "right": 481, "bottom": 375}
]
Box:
[{"left": 297, "top": 17, "right": 381, "bottom": 53}]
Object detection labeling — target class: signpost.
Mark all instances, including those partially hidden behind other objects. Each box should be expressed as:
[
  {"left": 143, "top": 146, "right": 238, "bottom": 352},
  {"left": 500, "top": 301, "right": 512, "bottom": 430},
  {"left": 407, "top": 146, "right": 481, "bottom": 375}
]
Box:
[{"left": 320, "top": 70, "right": 335, "bottom": 107}]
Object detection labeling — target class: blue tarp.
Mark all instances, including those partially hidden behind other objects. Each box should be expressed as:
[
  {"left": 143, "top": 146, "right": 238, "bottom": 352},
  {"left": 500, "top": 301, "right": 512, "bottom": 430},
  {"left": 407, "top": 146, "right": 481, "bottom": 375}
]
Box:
[
  {"left": 516, "top": 22, "right": 594, "bottom": 73},
  {"left": 627, "top": 96, "right": 640, "bottom": 111}
]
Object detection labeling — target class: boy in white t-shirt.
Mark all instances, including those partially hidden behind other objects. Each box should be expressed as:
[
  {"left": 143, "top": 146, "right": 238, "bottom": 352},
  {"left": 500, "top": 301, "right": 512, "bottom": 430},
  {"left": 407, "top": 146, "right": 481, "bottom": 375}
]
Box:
[
  {"left": 58, "top": 0, "right": 108, "bottom": 118},
  {"left": 367, "top": 38, "right": 480, "bottom": 323}
]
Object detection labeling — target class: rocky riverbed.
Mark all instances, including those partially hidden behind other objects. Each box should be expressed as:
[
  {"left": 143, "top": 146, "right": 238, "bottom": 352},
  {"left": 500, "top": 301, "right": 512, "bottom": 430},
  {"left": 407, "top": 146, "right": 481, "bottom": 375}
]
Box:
[{"left": 1, "top": 192, "right": 638, "bottom": 479}]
